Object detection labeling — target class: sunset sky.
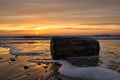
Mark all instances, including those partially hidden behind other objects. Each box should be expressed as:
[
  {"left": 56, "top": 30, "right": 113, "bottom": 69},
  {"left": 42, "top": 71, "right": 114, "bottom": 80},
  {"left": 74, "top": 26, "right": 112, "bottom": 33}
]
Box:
[{"left": 0, "top": 0, "right": 120, "bottom": 36}]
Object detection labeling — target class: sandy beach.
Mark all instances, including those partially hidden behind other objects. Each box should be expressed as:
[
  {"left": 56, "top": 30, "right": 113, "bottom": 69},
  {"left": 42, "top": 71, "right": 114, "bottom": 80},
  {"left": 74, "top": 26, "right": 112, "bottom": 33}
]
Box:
[
  {"left": 0, "top": 53, "right": 73, "bottom": 80},
  {"left": 0, "top": 39, "right": 120, "bottom": 80},
  {"left": 1, "top": 53, "right": 120, "bottom": 80}
]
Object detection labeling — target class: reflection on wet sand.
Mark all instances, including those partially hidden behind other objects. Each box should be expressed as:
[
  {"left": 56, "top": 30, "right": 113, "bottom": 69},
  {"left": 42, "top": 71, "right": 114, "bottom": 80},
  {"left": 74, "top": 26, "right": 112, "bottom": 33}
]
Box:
[{"left": 0, "top": 54, "right": 67, "bottom": 80}]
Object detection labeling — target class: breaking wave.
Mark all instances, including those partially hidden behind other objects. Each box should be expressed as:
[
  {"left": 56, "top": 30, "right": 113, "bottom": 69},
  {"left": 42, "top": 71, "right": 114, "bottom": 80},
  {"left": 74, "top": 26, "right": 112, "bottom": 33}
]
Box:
[{"left": 0, "top": 41, "right": 45, "bottom": 56}]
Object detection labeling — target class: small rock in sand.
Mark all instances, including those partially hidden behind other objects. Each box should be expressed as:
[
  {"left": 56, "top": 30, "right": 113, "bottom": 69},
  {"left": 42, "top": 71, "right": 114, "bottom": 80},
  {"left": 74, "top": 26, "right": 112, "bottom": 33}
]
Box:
[
  {"left": 0, "top": 57, "right": 4, "bottom": 59},
  {"left": 37, "top": 63, "right": 41, "bottom": 65},
  {"left": 44, "top": 66, "right": 48, "bottom": 69},
  {"left": 10, "top": 58, "right": 15, "bottom": 62},
  {"left": 46, "top": 63, "right": 49, "bottom": 65},
  {"left": 8, "top": 61, "right": 12, "bottom": 63},
  {"left": 24, "top": 66, "right": 30, "bottom": 69},
  {"left": 27, "top": 73, "right": 31, "bottom": 75},
  {"left": 45, "top": 71, "right": 47, "bottom": 72}
]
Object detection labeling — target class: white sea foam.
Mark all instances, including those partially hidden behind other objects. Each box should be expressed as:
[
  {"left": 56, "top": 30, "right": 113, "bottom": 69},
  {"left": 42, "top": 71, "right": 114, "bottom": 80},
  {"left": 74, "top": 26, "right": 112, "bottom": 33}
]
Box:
[
  {"left": 9, "top": 46, "right": 44, "bottom": 56},
  {"left": 0, "top": 41, "right": 10, "bottom": 48},
  {"left": 0, "top": 41, "right": 44, "bottom": 56},
  {"left": 58, "top": 60, "right": 120, "bottom": 80},
  {"left": 100, "top": 54, "right": 110, "bottom": 68},
  {"left": 29, "top": 59, "right": 120, "bottom": 80}
]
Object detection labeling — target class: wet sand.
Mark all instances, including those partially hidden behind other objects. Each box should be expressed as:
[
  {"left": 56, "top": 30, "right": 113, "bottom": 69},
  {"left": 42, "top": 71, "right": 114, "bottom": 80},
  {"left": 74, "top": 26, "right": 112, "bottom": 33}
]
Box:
[
  {"left": 0, "top": 54, "right": 72, "bottom": 80},
  {"left": 1, "top": 53, "right": 120, "bottom": 80}
]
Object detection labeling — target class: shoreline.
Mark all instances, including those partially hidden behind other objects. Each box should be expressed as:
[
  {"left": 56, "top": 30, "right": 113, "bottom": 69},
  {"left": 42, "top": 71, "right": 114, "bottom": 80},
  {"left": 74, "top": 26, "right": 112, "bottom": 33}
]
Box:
[
  {"left": 0, "top": 54, "right": 120, "bottom": 80},
  {"left": 0, "top": 54, "right": 71, "bottom": 80}
]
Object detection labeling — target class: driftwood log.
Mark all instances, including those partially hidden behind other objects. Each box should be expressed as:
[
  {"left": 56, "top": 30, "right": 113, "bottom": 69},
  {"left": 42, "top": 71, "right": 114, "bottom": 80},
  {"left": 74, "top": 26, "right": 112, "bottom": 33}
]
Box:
[{"left": 50, "top": 37, "right": 100, "bottom": 60}]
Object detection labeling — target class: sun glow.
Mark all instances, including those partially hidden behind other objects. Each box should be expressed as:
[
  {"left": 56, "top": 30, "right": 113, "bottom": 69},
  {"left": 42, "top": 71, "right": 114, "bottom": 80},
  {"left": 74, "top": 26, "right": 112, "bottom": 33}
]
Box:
[
  {"left": 34, "top": 27, "right": 43, "bottom": 30},
  {"left": 34, "top": 26, "right": 50, "bottom": 30},
  {"left": 0, "top": 24, "right": 119, "bottom": 36},
  {"left": 33, "top": 27, "right": 48, "bottom": 35}
]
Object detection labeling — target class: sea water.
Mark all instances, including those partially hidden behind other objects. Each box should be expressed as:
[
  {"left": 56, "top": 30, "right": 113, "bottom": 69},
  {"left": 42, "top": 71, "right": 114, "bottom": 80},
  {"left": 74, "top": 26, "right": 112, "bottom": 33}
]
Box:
[
  {"left": 0, "top": 38, "right": 120, "bottom": 80},
  {"left": 0, "top": 39, "right": 50, "bottom": 57}
]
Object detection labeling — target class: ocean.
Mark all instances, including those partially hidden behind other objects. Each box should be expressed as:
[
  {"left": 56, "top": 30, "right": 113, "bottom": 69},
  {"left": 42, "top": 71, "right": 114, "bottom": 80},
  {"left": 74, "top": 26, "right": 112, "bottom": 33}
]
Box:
[{"left": 0, "top": 37, "right": 120, "bottom": 80}]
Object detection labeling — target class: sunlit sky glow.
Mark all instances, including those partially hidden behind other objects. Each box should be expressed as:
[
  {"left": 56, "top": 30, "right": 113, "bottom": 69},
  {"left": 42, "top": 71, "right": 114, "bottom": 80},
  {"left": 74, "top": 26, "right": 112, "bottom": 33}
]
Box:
[{"left": 0, "top": 0, "right": 120, "bottom": 36}]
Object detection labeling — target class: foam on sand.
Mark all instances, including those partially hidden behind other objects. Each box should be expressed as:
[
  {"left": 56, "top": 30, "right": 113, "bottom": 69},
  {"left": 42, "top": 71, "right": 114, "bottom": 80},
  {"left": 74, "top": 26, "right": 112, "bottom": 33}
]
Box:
[
  {"left": 58, "top": 60, "right": 120, "bottom": 80},
  {"left": 29, "top": 59, "right": 120, "bottom": 80}
]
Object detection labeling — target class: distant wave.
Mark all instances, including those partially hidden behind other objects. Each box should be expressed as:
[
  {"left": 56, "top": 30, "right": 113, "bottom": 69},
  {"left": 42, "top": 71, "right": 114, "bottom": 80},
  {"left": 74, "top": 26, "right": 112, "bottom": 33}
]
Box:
[
  {"left": 0, "top": 41, "right": 45, "bottom": 56},
  {"left": 0, "top": 41, "right": 37, "bottom": 44},
  {"left": 11, "top": 51, "right": 45, "bottom": 56},
  {"left": 0, "top": 37, "right": 51, "bottom": 40},
  {"left": 10, "top": 46, "right": 45, "bottom": 56},
  {"left": 0, "top": 41, "right": 10, "bottom": 48}
]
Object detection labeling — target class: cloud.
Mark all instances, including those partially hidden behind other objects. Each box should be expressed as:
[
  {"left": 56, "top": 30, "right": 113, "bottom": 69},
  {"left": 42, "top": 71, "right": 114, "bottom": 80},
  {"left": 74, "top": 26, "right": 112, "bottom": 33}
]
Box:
[{"left": 0, "top": 0, "right": 120, "bottom": 27}]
